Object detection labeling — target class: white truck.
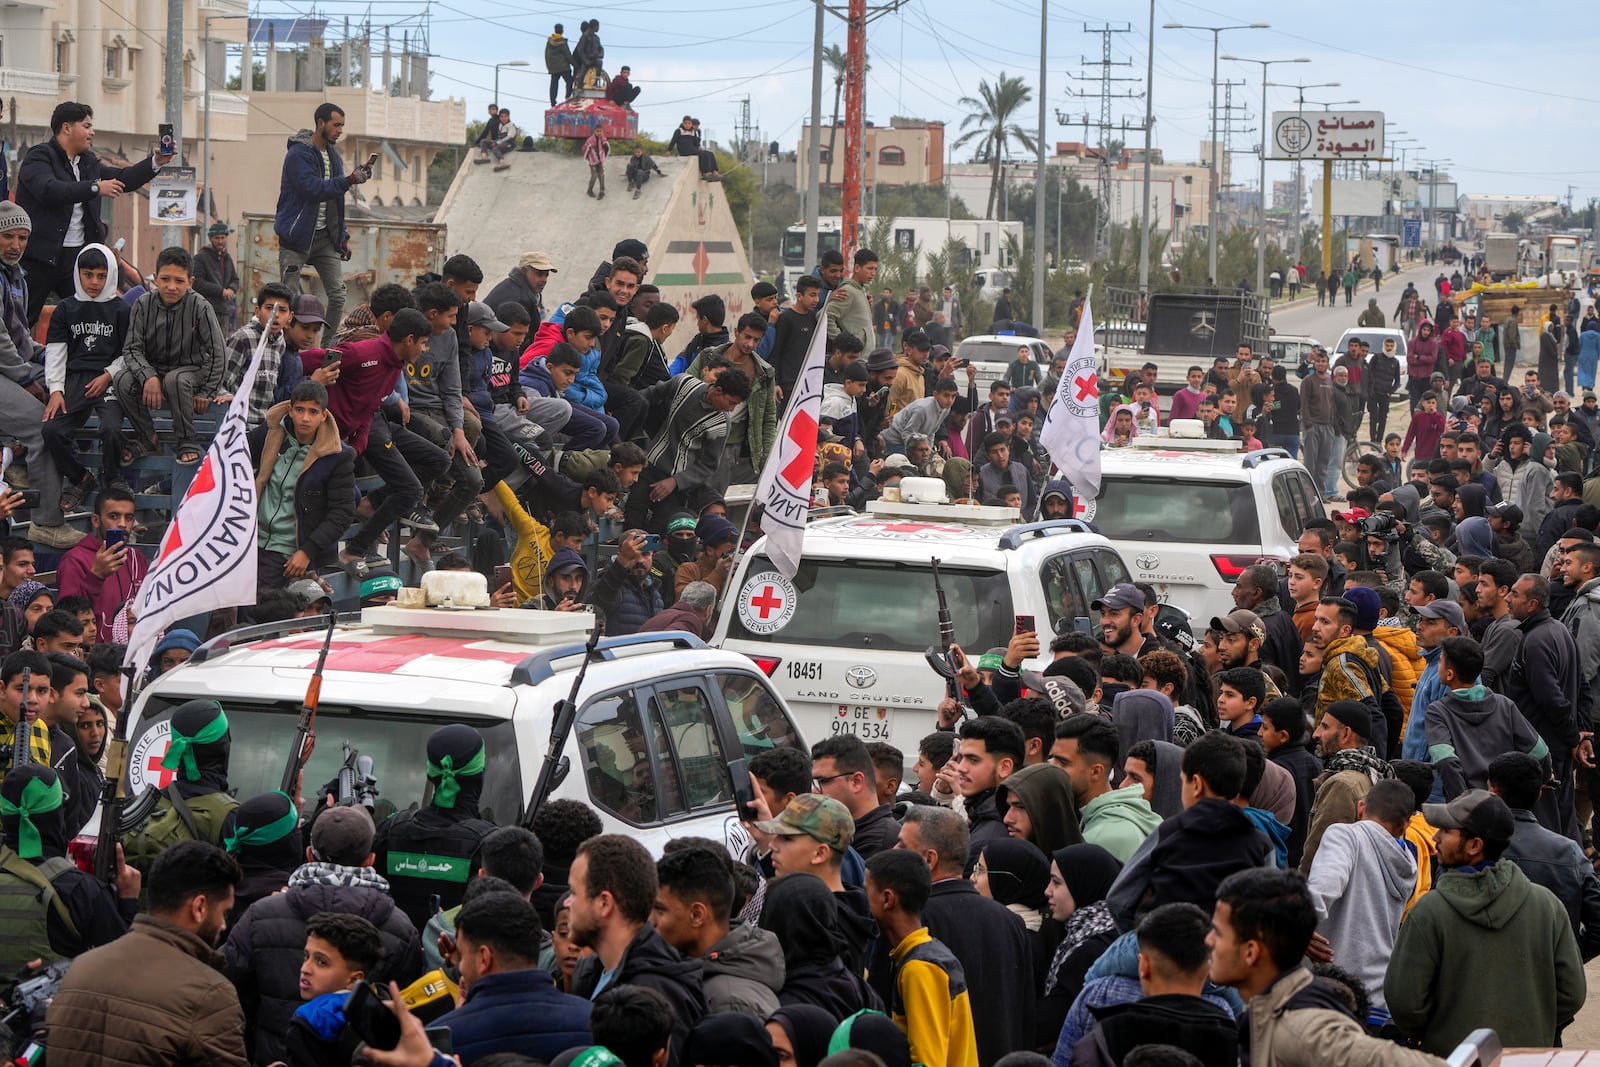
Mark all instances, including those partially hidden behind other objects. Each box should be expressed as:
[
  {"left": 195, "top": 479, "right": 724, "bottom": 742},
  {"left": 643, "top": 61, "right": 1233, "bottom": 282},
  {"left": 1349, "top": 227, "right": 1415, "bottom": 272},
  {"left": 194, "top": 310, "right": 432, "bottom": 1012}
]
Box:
[
  {"left": 1484, "top": 233, "right": 1520, "bottom": 280},
  {"left": 779, "top": 216, "right": 1022, "bottom": 298}
]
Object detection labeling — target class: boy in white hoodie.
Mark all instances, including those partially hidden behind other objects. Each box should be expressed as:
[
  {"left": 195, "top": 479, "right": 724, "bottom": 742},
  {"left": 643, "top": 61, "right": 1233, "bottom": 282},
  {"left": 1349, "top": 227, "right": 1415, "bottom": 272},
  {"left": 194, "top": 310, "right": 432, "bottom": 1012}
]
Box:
[{"left": 41, "top": 243, "right": 129, "bottom": 510}]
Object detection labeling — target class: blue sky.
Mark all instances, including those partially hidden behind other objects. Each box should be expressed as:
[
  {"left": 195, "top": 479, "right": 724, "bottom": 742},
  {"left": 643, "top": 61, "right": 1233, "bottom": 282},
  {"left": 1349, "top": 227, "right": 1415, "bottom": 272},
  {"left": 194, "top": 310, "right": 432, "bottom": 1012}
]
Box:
[{"left": 410, "top": 0, "right": 1599, "bottom": 207}]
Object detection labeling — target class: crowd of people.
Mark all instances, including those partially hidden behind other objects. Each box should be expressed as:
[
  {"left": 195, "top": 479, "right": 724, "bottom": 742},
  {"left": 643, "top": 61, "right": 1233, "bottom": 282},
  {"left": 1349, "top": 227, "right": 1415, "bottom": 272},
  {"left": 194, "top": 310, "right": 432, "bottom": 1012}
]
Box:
[{"left": 3, "top": 94, "right": 1600, "bottom": 1067}]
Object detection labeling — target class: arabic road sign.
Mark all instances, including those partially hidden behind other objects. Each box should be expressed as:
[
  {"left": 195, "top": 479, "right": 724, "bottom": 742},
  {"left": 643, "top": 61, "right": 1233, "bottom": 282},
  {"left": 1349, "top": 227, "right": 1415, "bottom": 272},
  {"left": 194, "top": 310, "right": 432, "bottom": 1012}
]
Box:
[{"left": 1269, "top": 111, "right": 1385, "bottom": 161}]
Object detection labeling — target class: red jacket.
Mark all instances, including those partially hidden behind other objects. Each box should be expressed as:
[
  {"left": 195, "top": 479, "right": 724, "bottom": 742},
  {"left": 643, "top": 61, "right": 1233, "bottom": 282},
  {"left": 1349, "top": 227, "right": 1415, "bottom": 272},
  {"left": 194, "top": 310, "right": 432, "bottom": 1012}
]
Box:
[
  {"left": 1403, "top": 409, "right": 1447, "bottom": 460},
  {"left": 298, "top": 335, "right": 405, "bottom": 455},
  {"left": 57, "top": 534, "right": 148, "bottom": 639}
]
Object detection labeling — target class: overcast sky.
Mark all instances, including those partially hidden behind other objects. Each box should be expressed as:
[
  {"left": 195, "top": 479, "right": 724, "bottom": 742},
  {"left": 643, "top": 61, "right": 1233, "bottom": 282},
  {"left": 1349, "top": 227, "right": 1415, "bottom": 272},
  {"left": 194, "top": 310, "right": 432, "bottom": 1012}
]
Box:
[{"left": 414, "top": 0, "right": 1597, "bottom": 208}]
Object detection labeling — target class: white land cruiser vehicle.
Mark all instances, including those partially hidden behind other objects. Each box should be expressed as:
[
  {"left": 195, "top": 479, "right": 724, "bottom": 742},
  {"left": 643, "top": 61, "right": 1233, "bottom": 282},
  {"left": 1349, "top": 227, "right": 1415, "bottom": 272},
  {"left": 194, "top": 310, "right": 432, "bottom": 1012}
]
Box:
[
  {"left": 710, "top": 481, "right": 1132, "bottom": 754},
  {"left": 1084, "top": 426, "right": 1323, "bottom": 622},
  {"left": 121, "top": 602, "right": 806, "bottom": 855}
]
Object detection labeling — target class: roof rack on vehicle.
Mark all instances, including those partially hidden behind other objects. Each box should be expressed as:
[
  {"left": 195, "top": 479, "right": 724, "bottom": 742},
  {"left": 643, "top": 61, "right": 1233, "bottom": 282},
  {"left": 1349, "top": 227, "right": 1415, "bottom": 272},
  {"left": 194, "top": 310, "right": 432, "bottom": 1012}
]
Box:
[
  {"left": 510, "top": 630, "right": 708, "bottom": 687},
  {"left": 1240, "top": 448, "right": 1290, "bottom": 469},
  {"left": 190, "top": 611, "right": 364, "bottom": 665},
  {"left": 808, "top": 505, "right": 858, "bottom": 521},
  {"left": 997, "top": 518, "right": 1094, "bottom": 550}
]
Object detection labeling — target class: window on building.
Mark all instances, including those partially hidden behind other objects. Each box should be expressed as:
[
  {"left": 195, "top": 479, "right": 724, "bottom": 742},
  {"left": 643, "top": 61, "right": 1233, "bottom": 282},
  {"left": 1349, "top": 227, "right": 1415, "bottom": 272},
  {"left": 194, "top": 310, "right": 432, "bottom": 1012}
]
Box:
[
  {"left": 0, "top": 37, "right": 7, "bottom": 67},
  {"left": 54, "top": 39, "right": 70, "bottom": 75},
  {"left": 878, "top": 146, "right": 905, "bottom": 166},
  {"left": 818, "top": 147, "right": 831, "bottom": 165},
  {"left": 104, "top": 47, "right": 120, "bottom": 78}
]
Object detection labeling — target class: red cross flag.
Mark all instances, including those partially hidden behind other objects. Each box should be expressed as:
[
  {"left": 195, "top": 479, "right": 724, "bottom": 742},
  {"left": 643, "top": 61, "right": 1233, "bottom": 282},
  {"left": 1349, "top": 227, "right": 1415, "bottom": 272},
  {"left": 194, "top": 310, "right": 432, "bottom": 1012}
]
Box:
[
  {"left": 1038, "top": 289, "right": 1103, "bottom": 500},
  {"left": 752, "top": 308, "right": 828, "bottom": 578},
  {"left": 123, "top": 325, "right": 271, "bottom": 675}
]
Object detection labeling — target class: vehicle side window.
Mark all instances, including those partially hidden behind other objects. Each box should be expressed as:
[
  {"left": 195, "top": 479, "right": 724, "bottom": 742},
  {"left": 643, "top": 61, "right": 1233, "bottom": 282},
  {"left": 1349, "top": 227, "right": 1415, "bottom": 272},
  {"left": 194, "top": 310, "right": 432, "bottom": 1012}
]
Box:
[
  {"left": 649, "top": 683, "right": 727, "bottom": 811},
  {"left": 576, "top": 692, "right": 665, "bottom": 826},
  {"left": 716, "top": 673, "right": 803, "bottom": 757},
  {"left": 1294, "top": 472, "right": 1323, "bottom": 527},
  {"left": 1095, "top": 549, "right": 1130, "bottom": 590},
  {"left": 1071, "top": 556, "right": 1103, "bottom": 617},
  {"left": 1041, "top": 555, "right": 1089, "bottom": 632},
  {"left": 1273, "top": 475, "right": 1301, "bottom": 538}
]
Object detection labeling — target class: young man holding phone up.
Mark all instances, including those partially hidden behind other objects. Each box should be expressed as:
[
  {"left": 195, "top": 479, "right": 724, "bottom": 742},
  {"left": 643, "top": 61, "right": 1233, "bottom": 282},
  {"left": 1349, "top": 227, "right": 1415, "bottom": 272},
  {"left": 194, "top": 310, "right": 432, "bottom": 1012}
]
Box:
[
  {"left": 275, "top": 103, "right": 371, "bottom": 346},
  {"left": 56, "top": 486, "right": 145, "bottom": 640}
]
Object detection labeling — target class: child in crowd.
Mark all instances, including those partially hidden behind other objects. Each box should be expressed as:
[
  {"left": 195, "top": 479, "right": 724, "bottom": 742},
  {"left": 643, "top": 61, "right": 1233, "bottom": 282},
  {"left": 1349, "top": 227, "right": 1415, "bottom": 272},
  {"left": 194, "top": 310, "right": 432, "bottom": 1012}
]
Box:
[
  {"left": 284, "top": 912, "right": 385, "bottom": 1067},
  {"left": 42, "top": 244, "right": 130, "bottom": 508},
  {"left": 1402, "top": 390, "right": 1447, "bottom": 460}
]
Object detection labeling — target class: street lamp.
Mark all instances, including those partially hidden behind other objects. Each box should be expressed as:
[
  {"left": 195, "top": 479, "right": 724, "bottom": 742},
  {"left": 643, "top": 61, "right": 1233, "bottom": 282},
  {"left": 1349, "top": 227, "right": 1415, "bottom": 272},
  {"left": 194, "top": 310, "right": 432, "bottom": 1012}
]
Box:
[
  {"left": 1163, "top": 21, "right": 1267, "bottom": 284},
  {"left": 1418, "top": 158, "right": 1453, "bottom": 250},
  {"left": 1223, "top": 54, "right": 1308, "bottom": 307},
  {"left": 494, "top": 59, "right": 530, "bottom": 104}
]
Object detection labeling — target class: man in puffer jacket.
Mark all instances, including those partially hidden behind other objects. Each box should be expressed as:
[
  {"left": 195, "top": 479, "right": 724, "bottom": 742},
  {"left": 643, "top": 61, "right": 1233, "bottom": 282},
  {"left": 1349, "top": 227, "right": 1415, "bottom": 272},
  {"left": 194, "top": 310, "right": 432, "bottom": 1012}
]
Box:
[
  {"left": 591, "top": 529, "right": 664, "bottom": 636},
  {"left": 274, "top": 103, "right": 370, "bottom": 344},
  {"left": 224, "top": 807, "right": 424, "bottom": 1066}
]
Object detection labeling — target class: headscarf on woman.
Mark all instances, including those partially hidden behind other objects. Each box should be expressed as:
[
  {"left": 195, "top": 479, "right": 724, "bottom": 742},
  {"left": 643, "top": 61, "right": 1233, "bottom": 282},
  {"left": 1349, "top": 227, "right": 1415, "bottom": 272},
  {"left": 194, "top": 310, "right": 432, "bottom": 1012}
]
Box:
[
  {"left": 766, "top": 1005, "right": 839, "bottom": 1067},
  {"left": 978, "top": 837, "right": 1051, "bottom": 929}
]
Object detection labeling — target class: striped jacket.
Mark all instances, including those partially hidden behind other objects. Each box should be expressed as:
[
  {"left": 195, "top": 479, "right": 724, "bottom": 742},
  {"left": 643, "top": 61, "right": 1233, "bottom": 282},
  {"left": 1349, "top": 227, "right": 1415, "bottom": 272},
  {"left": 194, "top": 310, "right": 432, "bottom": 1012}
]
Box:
[
  {"left": 122, "top": 289, "right": 227, "bottom": 398},
  {"left": 642, "top": 375, "right": 730, "bottom": 492}
]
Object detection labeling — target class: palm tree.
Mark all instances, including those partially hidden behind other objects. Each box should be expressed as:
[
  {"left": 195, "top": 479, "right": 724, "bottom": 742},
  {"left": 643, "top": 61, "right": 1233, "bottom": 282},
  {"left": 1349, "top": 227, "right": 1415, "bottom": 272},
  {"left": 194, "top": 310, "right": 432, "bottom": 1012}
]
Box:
[
  {"left": 952, "top": 74, "right": 1037, "bottom": 220},
  {"left": 822, "top": 44, "right": 869, "bottom": 188}
]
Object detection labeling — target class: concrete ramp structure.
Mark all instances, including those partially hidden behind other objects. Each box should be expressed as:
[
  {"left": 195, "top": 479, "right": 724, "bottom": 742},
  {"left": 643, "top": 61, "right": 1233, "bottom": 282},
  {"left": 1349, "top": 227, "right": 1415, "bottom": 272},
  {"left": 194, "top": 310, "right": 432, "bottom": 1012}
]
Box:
[{"left": 435, "top": 151, "right": 754, "bottom": 352}]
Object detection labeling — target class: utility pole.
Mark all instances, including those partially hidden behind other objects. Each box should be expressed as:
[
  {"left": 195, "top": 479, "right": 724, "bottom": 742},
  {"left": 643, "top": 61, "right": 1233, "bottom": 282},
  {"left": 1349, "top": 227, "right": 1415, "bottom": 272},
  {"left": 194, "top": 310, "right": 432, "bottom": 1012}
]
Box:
[
  {"left": 1214, "top": 78, "right": 1249, "bottom": 278},
  {"left": 804, "top": 0, "right": 824, "bottom": 273},
  {"left": 1138, "top": 0, "right": 1155, "bottom": 297},
  {"left": 1223, "top": 54, "right": 1309, "bottom": 315},
  {"left": 1033, "top": 0, "right": 1047, "bottom": 330},
  {"left": 162, "top": 0, "right": 184, "bottom": 247},
  {"left": 841, "top": 0, "right": 866, "bottom": 258},
  {"left": 1066, "top": 23, "right": 1137, "bottom": 263}
]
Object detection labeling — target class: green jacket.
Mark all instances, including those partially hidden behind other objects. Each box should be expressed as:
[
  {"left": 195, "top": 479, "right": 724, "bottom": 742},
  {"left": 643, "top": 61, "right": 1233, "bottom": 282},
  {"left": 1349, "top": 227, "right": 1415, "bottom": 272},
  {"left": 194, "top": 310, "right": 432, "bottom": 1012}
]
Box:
[
  {"left": 1079, "top": 785, "right": 1162, "bottom": 863},
  {"left": 684, "top": 345, "right": 778, "bottom": 469},
  {"left": 826, "top": 277, "right": 874, "bottom": 347},
  {"left": 1384, "top": 858, "right": 1585, "bottom": 1053}
]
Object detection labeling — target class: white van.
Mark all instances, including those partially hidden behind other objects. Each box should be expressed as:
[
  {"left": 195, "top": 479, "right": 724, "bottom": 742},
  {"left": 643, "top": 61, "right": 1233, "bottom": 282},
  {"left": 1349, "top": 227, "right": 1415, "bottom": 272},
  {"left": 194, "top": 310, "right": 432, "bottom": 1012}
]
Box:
[
  {"left": 121, "top": 605, "right": 806, "bottom": 854},
  {"left": 711, "top": 491, "right": 1132, "bottom": 754}
]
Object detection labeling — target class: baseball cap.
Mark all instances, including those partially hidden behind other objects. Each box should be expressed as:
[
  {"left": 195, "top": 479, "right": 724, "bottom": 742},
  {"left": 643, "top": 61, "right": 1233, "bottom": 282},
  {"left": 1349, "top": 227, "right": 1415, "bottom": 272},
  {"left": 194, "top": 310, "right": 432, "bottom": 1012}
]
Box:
[
  {"left": 466, "top": 300, "right": 509, "bottom": 332},
  {"left": 929, "top": 344, "right": 952, "bottom": 361},
  {"left": 1332, "top": 507, "right": 1371, "bottom": 523},
  {"left": 1417, "top": 599, "right": 1467, "bottom": 632},
  {"left": 1092, "top": 582, "right": 1145, "bottom": 613},
  {"left": 291, "top": 294, "right": 327, "bottom": 325},
  {"left": 1423, "top": 789, "right": 1515, "bottom": 844},
  {"left": 1020, "top": 670, "right": 1087, "bottom": 716},
  {"left": 754, "top": 793, "right": 854, "bottom": 851},
  {"left": 1209, "top": 608, "right": 1265, "bottom": 641},
  {"left": 311, "top": 804, "right": 375, "bottom": 861},
  {"left": 547, "top": 546, "right": 587, "bottom": 577},
  {"left": 519, "top": 251, "right": 558, "bottom": 272},
  {"left": 287, "top": 577, "right": 331, "bottom": 608},
  {"left": 994, "top": 412, "right": 1016, "bottom": 426},
  {"left": 1343, "top": 586, "right": 1382, "bottom": 631},
  {"left": 1322, "top": 698, "right": 1373, "bottom": 740},
  {"left": 881, "top": 453, "right": 913, "bottom": 472}
]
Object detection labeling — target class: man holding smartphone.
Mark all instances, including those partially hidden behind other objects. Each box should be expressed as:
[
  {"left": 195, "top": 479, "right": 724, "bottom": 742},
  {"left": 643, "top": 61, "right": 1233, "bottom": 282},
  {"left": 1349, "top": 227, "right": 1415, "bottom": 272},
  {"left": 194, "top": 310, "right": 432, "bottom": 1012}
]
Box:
[
  {"left": 17, "top": 101, "right": 174, "bottom": 325},
  {"left": 275, "top": 103, "right": 370, "bottom": 345},
  {"left": 56, "top": 487, "right": 144, "bottom": 640}
]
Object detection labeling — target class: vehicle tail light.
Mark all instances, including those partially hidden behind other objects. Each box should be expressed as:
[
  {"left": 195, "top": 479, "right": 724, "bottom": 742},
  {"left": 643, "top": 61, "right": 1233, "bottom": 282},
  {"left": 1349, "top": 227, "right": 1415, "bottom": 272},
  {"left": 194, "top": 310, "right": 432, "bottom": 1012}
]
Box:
[
  {"left": 749, "top": 655, "right": 782, "bottom": 676},
  {"left": 1210, "top": 554, "right": 1257, "bottom": 582}
]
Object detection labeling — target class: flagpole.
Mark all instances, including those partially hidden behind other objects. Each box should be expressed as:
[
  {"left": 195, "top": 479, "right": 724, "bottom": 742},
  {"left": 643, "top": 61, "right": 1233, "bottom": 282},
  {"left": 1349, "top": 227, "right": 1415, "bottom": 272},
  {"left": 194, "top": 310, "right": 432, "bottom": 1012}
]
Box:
[{"left": 1035, "top": 284, "right": 1095, "bottom": 515}]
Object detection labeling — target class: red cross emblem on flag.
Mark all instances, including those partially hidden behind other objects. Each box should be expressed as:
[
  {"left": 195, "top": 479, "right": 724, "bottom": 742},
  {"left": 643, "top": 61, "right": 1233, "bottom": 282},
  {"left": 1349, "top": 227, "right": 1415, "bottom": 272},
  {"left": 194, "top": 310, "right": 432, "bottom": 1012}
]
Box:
[
  {"left": 1074, "top": 373, "right": 1099, "bottom": 402},
  {"left": 749, "top": 584, "right": 785, "bottom": 620},
  {"left": 780, "top": 410, "right": 818, "bottom": 489}
]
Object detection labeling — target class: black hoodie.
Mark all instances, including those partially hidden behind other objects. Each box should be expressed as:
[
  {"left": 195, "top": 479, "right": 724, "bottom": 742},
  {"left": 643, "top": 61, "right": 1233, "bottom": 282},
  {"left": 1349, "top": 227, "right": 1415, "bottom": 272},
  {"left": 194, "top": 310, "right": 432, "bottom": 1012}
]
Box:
[
  {"left": 1076, "top": 993, "right": 1239, "bottom": 1067},
  {"left": 762, "top": 873, "right": 882, "bottom": 1021},
  {"left": 1107, "top": 798, "right": 1273, "bottom": 931},
  {"left": 573, "top": 923, "right": 706, "bottom": 1067}
]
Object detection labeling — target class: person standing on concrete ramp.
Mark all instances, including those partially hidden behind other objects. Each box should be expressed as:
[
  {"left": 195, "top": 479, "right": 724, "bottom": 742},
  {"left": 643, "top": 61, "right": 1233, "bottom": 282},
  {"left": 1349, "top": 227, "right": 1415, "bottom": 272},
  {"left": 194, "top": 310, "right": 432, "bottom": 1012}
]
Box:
[
  {"left": 584, "top": 127, "right": 610, "bottom": 200},
  {"left": 275, "top": 102, "right": 370, "bottom": 345},
  {"left": 545, "top": 24, "right": 573, "bottom": 106}
]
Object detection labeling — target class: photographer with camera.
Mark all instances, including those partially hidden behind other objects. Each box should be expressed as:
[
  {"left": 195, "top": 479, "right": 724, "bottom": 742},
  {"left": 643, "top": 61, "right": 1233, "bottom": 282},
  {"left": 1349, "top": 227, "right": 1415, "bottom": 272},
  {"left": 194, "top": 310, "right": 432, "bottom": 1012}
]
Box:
[{"left": 1361, "top": 502, "right": 1455, "bottom": 590}]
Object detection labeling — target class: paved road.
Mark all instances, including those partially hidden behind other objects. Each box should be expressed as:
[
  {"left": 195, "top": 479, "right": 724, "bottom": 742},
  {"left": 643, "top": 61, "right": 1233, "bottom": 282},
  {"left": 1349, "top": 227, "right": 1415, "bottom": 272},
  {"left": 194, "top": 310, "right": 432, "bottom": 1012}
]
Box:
[{"left": 1267, "top": 260, "right": 1439, "bottom": 350}]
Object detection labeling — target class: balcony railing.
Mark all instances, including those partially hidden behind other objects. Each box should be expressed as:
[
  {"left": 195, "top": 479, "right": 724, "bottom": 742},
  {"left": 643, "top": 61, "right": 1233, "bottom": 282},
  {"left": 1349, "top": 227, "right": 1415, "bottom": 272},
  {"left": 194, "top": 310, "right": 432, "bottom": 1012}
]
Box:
[{"left": 0, "top": 68, "right": 62, "bottom": 95}]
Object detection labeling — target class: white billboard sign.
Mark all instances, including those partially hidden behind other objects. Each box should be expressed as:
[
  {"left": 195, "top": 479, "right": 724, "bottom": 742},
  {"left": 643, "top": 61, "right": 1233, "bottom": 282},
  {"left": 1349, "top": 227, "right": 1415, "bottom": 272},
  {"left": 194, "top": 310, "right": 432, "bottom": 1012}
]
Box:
[{"left": 1270, "top": 111, "right": 1385, "bottom": 161}]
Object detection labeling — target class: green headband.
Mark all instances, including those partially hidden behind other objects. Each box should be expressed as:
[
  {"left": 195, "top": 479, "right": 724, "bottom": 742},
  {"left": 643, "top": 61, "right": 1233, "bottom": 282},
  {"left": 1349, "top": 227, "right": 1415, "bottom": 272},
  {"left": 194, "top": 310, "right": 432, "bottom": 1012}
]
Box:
[
  {"left": 224, "top": 792, "right": 299, "bottom": 854},
  {"left": 1, "top": 775, "right": 64, "bottom": 860},
  {"left": 827, "top": 1010, "right": 891, "bottom": 1057},
  {"left": 160, "top": 706, "right": 230, "bottom": 782},
  {"left": 567, "top": 1049, "right": 623, "bottom": 1067},
  {"left": 426, "top": 745, "right": 485, "bottom": 809}
]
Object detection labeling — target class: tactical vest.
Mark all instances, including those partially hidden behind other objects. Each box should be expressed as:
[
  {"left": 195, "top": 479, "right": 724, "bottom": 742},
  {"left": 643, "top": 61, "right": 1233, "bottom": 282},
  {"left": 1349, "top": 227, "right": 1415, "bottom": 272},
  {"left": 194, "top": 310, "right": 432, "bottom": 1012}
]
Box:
[
  {"left": 123, "top": 789, "right": 240, "bottom": 876},
  {"left": 0, "top": 849, "right": 78, "bottom": 991},
  {"left": 378, "top": 808, "right": 494, "bottom": 929}
]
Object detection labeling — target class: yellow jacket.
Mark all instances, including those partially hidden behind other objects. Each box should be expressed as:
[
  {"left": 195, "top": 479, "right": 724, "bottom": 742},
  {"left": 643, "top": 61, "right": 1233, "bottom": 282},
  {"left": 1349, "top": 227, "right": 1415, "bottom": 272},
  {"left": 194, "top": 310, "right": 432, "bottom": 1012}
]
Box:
[
  {"left": 1403, "top": 810, "right": 1437, "bottom": 915},
  {"left": 492, "top": 481, "right": 554, "bottom": 603},
  {"left": 1369, "top": 625, "right": 1425, "bottom": 734},
  {"left": 888, "top": 927, "right": 978, "bottom": 1067}
]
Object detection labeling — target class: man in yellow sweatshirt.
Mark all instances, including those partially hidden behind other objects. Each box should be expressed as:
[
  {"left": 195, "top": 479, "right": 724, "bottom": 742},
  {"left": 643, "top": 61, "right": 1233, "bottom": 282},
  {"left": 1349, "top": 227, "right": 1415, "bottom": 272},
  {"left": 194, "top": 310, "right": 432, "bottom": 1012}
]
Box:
[{"left": 865, "top": 850, "right": 977, "bottom": 1067}]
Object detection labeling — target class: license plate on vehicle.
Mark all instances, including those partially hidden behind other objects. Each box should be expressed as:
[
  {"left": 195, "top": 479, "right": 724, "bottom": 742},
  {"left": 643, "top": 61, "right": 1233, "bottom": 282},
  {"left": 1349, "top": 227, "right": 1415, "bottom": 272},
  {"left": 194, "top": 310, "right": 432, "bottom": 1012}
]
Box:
[{"left": 831, "top": 705, "right": 891, "bottom": 740}]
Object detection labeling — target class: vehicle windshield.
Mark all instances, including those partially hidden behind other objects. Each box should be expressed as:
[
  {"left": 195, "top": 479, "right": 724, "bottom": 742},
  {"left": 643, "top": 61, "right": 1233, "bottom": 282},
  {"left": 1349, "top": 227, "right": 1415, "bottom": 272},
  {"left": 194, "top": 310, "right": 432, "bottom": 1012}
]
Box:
[
  {"left": 727, "top": 556, "right": 1015, "bottom": 653},
  {"left": 956, "top": 339, "right": 1050, "bottom": 366},
  {"left": 781, "top": 229, "right": 842, "bottom": 265},
  {"left": 133, "top": 696, "right": 525, "bottom": 824},
  {"left": 1093, "top": 477, "right": 1258, "bottom": 544}
]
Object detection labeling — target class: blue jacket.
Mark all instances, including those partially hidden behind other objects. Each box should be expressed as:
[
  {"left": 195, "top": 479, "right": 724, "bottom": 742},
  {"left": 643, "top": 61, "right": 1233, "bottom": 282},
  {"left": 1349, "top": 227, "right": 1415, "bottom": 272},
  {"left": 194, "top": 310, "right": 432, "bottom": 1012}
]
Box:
[
  {"left": 436, "top": 967, "right": 593, "bottom": 1065},
  {"left": 539, "top": 302, "right": 608, "bottom": 411},
  {"left": 1403, "top": 646, "right": 1447, "bottom": 762},
  {"left": 464, "top": 343, "right": 494, "bottom": 413},
  {"left": 520, "top": 356, "right": 559, "bottom": 398},
  {"left": 275, "top": 131, "right": 353, "bottom": 255}
]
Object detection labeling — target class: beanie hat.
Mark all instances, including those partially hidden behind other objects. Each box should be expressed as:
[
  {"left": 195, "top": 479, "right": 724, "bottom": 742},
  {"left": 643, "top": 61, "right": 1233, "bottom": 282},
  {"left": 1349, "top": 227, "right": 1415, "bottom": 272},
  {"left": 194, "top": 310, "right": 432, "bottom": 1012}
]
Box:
[
  {"left": 1343, "top": 586, "right": 1382, "bottom": 631},
  {"left": 0, "top": 201, "right": 32, "bottom": 234}
]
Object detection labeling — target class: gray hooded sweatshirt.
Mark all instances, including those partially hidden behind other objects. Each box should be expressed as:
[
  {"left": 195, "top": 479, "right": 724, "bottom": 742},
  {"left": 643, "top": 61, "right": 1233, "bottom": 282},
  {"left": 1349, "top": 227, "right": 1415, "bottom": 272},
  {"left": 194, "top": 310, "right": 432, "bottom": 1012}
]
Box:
[{"left": 1305, "top": 818, "right": 1417, "bottom": 1011}]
